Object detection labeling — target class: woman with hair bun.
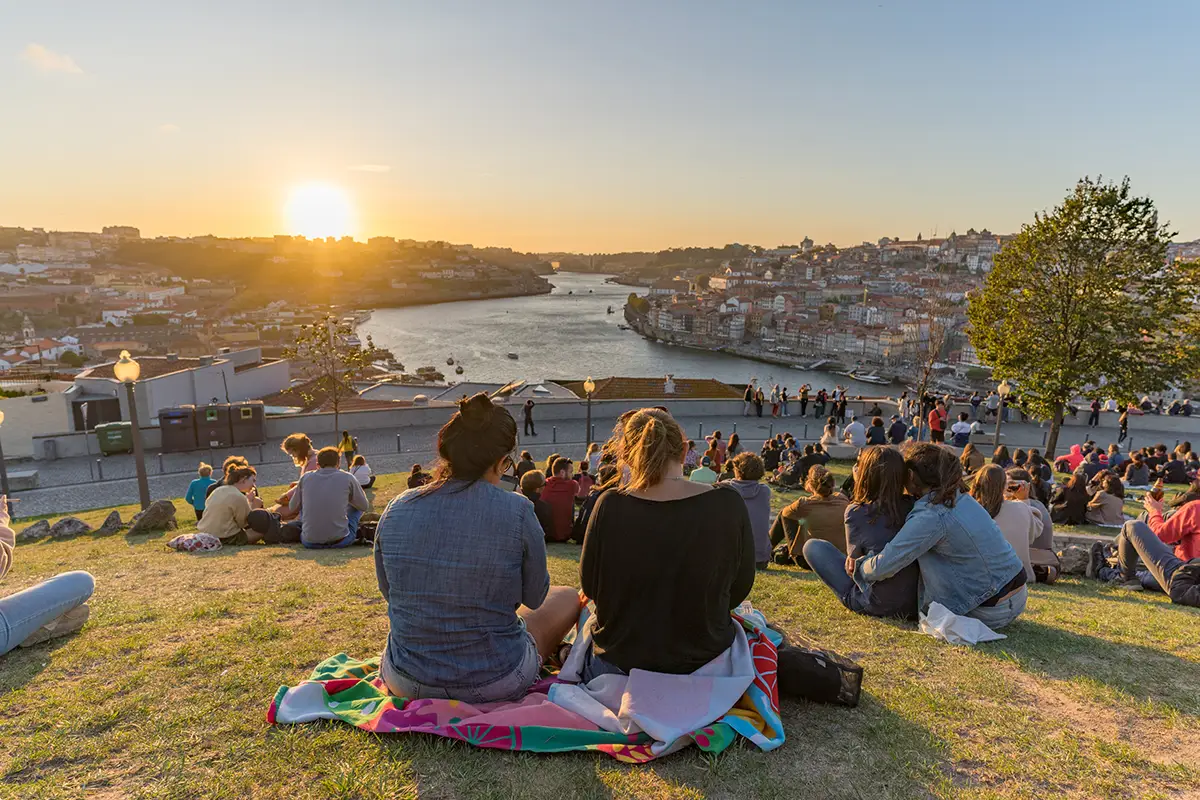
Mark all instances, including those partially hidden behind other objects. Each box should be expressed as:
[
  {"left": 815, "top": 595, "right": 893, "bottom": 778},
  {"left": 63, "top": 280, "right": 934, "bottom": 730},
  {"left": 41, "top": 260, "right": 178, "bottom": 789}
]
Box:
[
  {"left": 849, "top": 442, "right": 1028, "bottom": 629},
  {"left": 373, "top": 393, "right": 582, "bottom": 702},
  {"left": 579, "top": 408, "right": 756, "bottom": 679}
]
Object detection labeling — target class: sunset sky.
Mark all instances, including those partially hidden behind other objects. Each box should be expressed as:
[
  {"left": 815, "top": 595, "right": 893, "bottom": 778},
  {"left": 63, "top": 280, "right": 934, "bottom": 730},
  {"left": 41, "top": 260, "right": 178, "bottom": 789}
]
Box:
[{"left": 4, "top": 1, "right": 1199, "bottom": 252}]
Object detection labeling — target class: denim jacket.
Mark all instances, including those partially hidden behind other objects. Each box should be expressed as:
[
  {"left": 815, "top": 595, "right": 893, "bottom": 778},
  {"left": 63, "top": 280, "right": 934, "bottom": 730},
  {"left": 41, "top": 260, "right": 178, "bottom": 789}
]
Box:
[
  {"left": 853, "top": 492, "right": 1024, "bottom": 616},
  {"left": 374, "top": 479, "right": 550, "bottom": 687}
]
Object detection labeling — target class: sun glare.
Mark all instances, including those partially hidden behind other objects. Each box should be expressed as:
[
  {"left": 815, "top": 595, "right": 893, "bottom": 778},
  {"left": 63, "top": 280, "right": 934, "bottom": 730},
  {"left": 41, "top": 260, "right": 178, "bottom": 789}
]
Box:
[{"left": 284, "top": 183, "right": 355, "bottom": 239}]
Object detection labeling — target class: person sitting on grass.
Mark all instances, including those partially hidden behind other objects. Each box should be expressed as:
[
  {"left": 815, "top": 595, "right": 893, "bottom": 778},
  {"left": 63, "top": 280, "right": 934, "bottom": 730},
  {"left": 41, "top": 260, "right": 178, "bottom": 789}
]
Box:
[
  {"left": 1027, "top": 449, "right": 1052, "bottom": 482},
  {"left": 1049, "top": 469, "right": 1090, "bottom": 525},
  {"left": 276, "top": 433, "right": 319, "bottom": 521},
  {"left": 960, "top": 443, "right": 985, "bottom": 475},
  {"left": 803, "top": 446, "right": 919, "bottom": 620},
  {"left": 719, "top": 452, "right": 773, "bottom": 570},
  {"left": 350, "top": 454, "right": 375, "bottom": 489},
  {"left": 849, "top": 443, "right": 1028, "bottom": 630},
  {"left": 540, "top": 457, "right": 579, "bottom": 542},
  {"left": 688, "top": 455, "right": 718, "bottom": 484},
  {"left": 1086, "top": 472, "right": 1126, "bottom": 526},
  {"left": 1123, "top": 452, "right": 1151, "bottom": 486},
  {"left": 1003, "top": 468, "right": 1060, "bottom": 582},
  {"left": 1086, "top": 492, "right": 1200, "bottom": 607},
  {"left": 198, "top": 464, "right": 264, "bottom": 545},
  {"left": 374, "top": 393, "right": 582, "bottom": 701},
  {"left": 771, "top": 449, "right": 806, "bottom": 488},
  {"left": 992, "top": 445, "right": 1014, "bottom": 470},
  {"left": 205, "top": 455, "right": 250, "bottom": 501},
  {"left": 573, "top": 464, "right": 620, "bottom": 542},
  {"left": 0, "top": 495, "right": 95, "bottom": 656},
  {"left": 683, "top": 440, "right": 700, "bottom": 474},
  {"left": 185, "top": 462, "right": 216, "bottom": 521},
  {"left": 289, "top": 447, "right": 371, "bottom": 549},
  {"left": 573, "top": 461, "right": 594, "bottom": 506},
  {"left": 579, "top": 408, "right": 755, "bottom": 680},
  {"left": 514, "top": 451, "right": 537, "bottom": 480},
  {"left": 970, "top": 465, "right": 1038, "bottom": 583},
  {"left": 519, "top": 469, "right": 557, "bottom": 541},
  {"left": 407, "top": 464, "right": 432, "bottom": 489},
  {"left": 771, "top": 465, "right": 849, "bottom": 567},
  {"left": 1160, "top": 452, "right": 1191, "bottom": 485}
]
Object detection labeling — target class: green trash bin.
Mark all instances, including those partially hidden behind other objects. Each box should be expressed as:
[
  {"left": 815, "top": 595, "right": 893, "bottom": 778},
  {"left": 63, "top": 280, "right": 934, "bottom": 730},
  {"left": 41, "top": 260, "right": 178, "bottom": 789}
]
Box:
[{"left": 95, "top": 421, "right": 134, "bottom": 456}]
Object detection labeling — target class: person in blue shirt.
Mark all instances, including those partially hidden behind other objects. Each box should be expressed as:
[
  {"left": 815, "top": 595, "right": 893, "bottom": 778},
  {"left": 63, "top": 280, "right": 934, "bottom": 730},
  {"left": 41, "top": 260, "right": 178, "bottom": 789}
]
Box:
[
  {"left": 184, "top": 463, "right": 216, "bottom": 521},
  {"left": 847, "top": 442, "right": 1028, "bottom": 629}
]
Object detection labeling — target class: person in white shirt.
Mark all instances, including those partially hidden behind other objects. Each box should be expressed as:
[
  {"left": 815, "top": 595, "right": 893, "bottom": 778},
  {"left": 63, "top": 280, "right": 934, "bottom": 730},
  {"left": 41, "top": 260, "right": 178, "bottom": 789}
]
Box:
[
  {"left": 950, "top": 412, "right": 974, "bottom": 447},
  {"left": 842, "top": 415, "right": 867, "bottom": 448},
  {"left": 350, "top": 454, "right": 375, "bottom": 488}
]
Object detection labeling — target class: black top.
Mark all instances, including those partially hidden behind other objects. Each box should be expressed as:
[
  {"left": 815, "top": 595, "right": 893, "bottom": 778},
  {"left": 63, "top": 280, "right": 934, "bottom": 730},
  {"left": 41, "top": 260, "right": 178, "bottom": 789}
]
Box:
[
  {"left": 887, "top": 421, "right": 908, "bottom": 444},
  {"left": 845, "top": 498, "right": 918, "bottom": 619},
  {"left": 522, "top": 489, "right": 556, "bottom": 541},
  {"left": 581, "top": 487, "right": 756, "bottom": 674},
  {"left": 797, "top": 453, "right": 824, "bottom": 479},
  {"left": 763, "top": 448, "right": 782, "bottom": 471},
  {"left": 866, "top": 425, "right": 888, "bottom": 445},
  {"left": 1162, "top": 459, "right": 1190, "bottom": 484}
]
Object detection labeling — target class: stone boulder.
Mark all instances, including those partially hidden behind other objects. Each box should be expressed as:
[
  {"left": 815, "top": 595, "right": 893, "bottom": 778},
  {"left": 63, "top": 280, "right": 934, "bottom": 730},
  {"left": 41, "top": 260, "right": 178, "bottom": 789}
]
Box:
[
  {"left": 127, "top": 500, "right": 178, "bottom": 536},
  {"left": 1059, "top": 545, "right": 1090, "bottom": 575},
  {"left": 49, "top": 517, "right": 93, "bottom": 539},
  {"left": 96, "top": 510, "right": 125, "bottom": 535},
  {"left": 17, "top": 519, "right": 51, "bottom": 542}
]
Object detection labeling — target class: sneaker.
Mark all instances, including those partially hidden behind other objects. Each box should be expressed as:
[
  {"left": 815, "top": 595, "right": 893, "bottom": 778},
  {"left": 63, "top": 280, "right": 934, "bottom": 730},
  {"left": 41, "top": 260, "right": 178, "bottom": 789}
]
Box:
[
  {"left": 19, "top": 603, "right": 90, "bottom": 648},
  {"left": 1085, "top": 542, "right": 1105, "bottom": 579},
  {"left": 1115, "top": 577, "right": 1145, "bottom": 591}
]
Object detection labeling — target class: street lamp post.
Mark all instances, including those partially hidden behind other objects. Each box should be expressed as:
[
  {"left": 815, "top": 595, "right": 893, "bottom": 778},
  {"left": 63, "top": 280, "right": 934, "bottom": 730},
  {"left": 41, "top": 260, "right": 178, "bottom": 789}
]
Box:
[
  {"left": 583, "top": 376, "right": 596, "bottom": 448},
  {"left": 114, "top": 350, "right": 151, "bottom": 510},
  {"left": 993, "top": 379, "right": 1011, "bottom": 448}
]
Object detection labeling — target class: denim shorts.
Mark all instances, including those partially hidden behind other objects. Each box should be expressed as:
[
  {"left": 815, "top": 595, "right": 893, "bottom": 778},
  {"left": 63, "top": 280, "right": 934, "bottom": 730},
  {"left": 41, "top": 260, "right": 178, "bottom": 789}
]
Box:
[{"left": 380, "top": 630, "right": 541, "bottom": 704}]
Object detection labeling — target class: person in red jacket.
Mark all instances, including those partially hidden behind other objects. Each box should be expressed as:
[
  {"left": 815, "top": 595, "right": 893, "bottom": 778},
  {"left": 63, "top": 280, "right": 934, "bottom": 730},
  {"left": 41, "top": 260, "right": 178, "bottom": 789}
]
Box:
[
  {"left": 927, "top": 400, "right": 948, "bottom": 443},
  {"left": 1088, "top": 491, "right": 1200, "bottom": 607},
  {"left": 540, "top": 457, "right": 580, "bottom": 542}
]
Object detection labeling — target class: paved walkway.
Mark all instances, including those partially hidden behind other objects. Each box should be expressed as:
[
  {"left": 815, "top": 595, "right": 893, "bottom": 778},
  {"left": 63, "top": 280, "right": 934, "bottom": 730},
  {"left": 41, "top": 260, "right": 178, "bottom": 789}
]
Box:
[{"left": 7, "top": 409, "right": 1175, "bottom": 519}]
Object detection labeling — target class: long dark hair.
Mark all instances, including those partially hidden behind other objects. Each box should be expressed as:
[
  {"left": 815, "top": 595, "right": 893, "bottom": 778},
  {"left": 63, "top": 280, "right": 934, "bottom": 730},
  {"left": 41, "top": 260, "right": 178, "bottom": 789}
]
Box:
[
  {"left": 969, "top": 464, "right": 1006, "bottom": 518},
  {"left": 425, "top": 393, "right": 516, "bottom": 493},
  {"left": 903, "top": 442, "right": 962, "bottom": 507},
  {"left": 852, "top": 446, "right": 908, "bottom": 528}
]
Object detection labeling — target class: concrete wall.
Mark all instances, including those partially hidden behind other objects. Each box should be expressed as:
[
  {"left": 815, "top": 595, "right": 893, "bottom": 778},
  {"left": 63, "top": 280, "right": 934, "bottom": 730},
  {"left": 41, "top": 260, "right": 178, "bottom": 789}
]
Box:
[
  {"left": 0, "top": 393, "right": 73, "bottom": 458},
  {"left": 228, "top": 359, "right": 290, "bottom": 402}
]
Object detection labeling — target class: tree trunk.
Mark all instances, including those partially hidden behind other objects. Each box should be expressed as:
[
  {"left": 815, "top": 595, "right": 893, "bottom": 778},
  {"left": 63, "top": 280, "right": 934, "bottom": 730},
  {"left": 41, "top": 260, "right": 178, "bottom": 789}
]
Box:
[{"left": 1045, "top": 404, "right": 1065, "bottom": 459}]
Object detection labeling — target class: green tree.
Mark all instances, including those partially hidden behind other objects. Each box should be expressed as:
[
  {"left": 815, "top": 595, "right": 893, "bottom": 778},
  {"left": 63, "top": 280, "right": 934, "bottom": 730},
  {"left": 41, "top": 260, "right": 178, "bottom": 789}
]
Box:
[
  {"left": 967, "top": 177, "right": 1200, "bottom": 456},
  {"left": 626, "top": 293, "right": 650, "bottom": 314},
  {"left": 282, "top": 314, "right": 381, "bottom": 431},
  {"left": 59, "top": 350, "right": 85, "bottom": 368}
]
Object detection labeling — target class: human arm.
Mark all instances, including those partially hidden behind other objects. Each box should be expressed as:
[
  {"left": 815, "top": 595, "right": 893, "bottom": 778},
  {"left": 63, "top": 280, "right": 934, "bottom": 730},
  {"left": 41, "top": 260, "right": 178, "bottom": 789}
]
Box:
[
  {"left": 373, "top": 535, "right": 390, "bottom": 600},
  {"left": 349, "top": 477, "right": 370, "bottom": 513},
  {"left": 288, "top": 475, "right": 304, "bottom": 514},
  {"left": 233, "top": 492, "right": 251, "bottom": 532},
  {"left": 185, "top": 480, "right": 197, "bottom": 507},
  {"left": 728, "top": 497, "right": 757, "bottom": 608},
  {"left": 520, "top": 503, "right": 550, "bottom": 609},
  {"left": 0, "top": 497, "right": 14, "bottom": 580},
  {"left": 854, "top": 507, "right": 943, "bottom": 584},
  {"left": 1144, "top": 495, "right": 1193, "bottom": 545}
]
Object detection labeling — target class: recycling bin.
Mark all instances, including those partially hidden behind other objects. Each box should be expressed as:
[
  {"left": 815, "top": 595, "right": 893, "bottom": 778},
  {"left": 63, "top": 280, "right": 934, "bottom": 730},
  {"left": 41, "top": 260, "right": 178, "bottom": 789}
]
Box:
[
  {"left": 95, "top": 421, "right": 134, "bottom": 456},
  {"left": 196, "top": 404, "right": 233, "bottom": 449},
  {"left": 159, "top": 406, "right": 199, "bottom": 453}
]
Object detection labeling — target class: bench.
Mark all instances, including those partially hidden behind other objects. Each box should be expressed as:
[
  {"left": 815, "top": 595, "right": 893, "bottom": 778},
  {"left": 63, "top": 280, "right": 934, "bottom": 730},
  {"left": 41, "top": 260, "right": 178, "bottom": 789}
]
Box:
[{"left": 7, "top": 469, "right": 39, "bottom": 491}]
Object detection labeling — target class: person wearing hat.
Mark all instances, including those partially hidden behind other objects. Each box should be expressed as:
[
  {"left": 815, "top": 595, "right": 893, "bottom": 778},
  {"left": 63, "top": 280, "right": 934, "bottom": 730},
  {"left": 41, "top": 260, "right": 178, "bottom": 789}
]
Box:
[
  {"left": 688, "top": 455, "right": 719, "bottom": 484},
  {"left": 887, "top": 414, "right": 908, "bottom": 445}
]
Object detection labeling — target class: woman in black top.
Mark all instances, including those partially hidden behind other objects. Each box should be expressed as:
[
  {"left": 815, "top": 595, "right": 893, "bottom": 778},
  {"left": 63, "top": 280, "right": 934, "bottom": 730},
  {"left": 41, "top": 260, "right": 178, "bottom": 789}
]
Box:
[
  {"left": 580, "top": 408, "right": 755, "bottom": 678},
  {"left": 866, "top": 416, "right": 888, "bottom": 445},
  {"left": 802, "top": 446, "right": 919, "bottom": 620},
  {"left": 1049, "top": 470, "right": 1090, "bottom": 525}
]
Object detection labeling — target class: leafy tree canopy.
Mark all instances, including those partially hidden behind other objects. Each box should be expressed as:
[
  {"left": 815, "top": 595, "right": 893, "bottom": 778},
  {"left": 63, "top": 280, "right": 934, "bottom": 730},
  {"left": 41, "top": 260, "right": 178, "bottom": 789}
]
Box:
[{"left": 967, "top": 176, "right": 1200, "bottom": 455}]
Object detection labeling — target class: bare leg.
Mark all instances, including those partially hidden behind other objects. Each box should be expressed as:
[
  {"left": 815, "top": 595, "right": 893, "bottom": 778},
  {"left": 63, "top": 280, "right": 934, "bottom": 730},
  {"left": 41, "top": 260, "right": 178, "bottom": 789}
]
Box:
[{"left": 518, "top": 586, "right": 583, "bottom": 662}]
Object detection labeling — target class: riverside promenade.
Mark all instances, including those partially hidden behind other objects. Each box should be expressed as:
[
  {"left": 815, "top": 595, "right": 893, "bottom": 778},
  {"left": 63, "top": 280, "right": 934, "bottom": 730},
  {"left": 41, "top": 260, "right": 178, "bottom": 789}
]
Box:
[{"left": 12, "top": 405, "right": 1184, "bottom": 518}]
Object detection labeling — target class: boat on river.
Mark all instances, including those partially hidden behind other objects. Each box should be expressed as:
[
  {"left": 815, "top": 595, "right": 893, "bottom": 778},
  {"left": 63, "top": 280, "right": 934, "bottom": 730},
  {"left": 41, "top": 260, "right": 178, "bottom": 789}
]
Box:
[
  {"left": 851, "top": 371, "right": 892, "bottom": 385},
  {"left": 507, "top": 352, "right": 519, "bottom": 360}
]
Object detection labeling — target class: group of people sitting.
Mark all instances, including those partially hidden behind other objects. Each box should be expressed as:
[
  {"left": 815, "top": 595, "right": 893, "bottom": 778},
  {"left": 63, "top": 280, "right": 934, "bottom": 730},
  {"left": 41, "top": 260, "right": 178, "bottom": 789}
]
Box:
[{"left": 182, "top": 431, "right": 375, "bottom": 549}]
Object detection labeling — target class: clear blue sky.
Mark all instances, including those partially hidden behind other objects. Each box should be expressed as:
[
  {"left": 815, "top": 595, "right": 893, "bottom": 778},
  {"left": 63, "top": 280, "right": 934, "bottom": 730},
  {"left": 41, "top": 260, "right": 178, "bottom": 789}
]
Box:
[{"left": 3, "top": 0, "right": 1198, "bottom": 251}]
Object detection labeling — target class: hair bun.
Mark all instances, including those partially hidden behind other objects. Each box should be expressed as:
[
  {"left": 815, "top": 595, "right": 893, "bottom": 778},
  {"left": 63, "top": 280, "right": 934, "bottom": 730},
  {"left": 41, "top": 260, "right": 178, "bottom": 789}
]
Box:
[{"left": 457, "top": 393, "right": 495, "bottom": 430}]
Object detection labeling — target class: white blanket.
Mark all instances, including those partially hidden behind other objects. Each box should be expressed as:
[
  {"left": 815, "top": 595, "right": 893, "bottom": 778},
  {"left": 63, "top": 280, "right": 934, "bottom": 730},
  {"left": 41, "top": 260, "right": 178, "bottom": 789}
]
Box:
[{"left": 548, "top": 613, "right": 755, "bottom": 756}]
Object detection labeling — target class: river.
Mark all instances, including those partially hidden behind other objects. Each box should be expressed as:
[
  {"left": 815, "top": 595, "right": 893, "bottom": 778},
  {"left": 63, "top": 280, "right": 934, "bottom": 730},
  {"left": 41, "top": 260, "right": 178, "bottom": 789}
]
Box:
[{"left": 358, "top": 272, "right": 885, "bottom": 394}]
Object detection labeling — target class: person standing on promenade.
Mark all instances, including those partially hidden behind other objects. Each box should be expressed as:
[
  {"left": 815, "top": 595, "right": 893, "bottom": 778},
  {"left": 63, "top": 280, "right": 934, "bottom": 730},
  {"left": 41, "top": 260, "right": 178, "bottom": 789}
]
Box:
[
  {"left": 1088, "top": 398, "right": 1102, "bottom": 428},
  {"left": 754, "top": 387, "right": 765, "bottom": 417},
  {"left": 338, "top": 429, "right": 358, "bottom": 469},
  {"left": 799, "top": 384, "right": 810, "bottom": 417},
  {"left": 1119, "top": 408, "right": 1130, "bottom": 444},
  {"left": 523, "top": 399, "right": 537, "bottom": 437},
  {"left": 770, "top": 385, "right": 781, "bottom": 418},
  {"left": 781, "top": 386, "right": 790, "bottom": 417},
  {"left": 743, "top": 382, "right": 754, "bottom": 416}
]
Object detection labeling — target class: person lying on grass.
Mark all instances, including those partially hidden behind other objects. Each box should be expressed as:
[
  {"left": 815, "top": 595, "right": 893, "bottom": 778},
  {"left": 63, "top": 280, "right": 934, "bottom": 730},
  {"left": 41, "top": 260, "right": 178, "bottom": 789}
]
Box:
[
  {"left": 578, "top": 408, "right": 755, "bottom": 682},
  {"left": 847, "top": 443, "right": 1028, "bottom": 630},
  {"left": 0, "top": 495, "right": 94, "bottom": 656},
  {"left": 374, "top": 393, "right": 581, "bottom": 702}
]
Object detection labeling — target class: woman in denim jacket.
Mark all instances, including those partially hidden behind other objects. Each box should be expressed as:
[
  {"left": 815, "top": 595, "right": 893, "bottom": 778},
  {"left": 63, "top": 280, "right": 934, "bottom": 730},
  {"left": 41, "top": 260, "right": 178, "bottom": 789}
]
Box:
[
  {"left": 374, "top": 394, "right": 582, "bottom": 702},
  {"left": 850, "top": 443, "right": 1028, "bottom": 629}
]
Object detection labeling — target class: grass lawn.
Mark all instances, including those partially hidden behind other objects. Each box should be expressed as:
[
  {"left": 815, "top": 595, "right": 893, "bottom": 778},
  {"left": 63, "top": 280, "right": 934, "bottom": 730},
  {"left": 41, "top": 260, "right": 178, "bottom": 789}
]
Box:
[{"left": 2, "top": 468, "right": 1198, "bottom": 800}]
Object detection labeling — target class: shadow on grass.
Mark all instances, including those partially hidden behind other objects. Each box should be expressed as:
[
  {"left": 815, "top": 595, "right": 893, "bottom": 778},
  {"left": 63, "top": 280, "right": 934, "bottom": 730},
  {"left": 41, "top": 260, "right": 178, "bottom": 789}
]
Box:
[
  {"left": 988, "top": 618, "right": 1200, "bottom": 717},
  {"left": 0, "top": 635, "right": 78, "bottom": 693}
]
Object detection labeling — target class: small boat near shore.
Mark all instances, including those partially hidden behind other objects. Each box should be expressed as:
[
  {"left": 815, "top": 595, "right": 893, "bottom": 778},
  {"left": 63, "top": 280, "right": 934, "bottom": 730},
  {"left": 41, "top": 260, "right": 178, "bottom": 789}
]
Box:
[{"left": 507, "top": 352, "right": 519, "bottom": 360}]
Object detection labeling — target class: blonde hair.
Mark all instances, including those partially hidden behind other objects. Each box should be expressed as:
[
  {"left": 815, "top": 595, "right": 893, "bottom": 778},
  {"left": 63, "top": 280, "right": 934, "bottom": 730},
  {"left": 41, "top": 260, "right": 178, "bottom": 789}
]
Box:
[
  {"left": 521, "top": 469, "right": 546, "bottom": 493},
  {"left": 281, "top": 433, "right": 313, "bottom": 466},
  {"left": 615, "top": 408, "right": 685, "bottom": 492},
  {"left": 197, "top": 462, "right": 212, "bottom": 477}
]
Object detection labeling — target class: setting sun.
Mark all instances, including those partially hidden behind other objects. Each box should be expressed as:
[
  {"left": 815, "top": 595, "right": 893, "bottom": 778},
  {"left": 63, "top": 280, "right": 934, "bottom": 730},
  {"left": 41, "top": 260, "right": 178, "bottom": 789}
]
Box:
[{"left": 284, "top": 183, "right": 355, "bottom": 239}]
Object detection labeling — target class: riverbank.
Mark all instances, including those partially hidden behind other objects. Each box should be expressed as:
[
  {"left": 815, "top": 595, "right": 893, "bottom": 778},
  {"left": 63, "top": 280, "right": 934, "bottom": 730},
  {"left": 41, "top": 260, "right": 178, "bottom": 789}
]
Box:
[{"left": 369, "top": 284, "right": 552, "bottom": 310}]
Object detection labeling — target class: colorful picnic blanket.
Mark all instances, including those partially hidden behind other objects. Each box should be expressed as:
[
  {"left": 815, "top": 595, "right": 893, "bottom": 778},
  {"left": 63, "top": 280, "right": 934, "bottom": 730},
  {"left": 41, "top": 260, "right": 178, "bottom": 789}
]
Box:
[{"left": 268, "top": 612, "right": 785, "bottom": 762}]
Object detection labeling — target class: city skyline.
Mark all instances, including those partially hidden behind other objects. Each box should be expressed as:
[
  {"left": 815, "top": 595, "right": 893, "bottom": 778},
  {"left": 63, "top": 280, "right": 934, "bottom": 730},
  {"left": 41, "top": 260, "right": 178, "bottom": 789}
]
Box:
[{"left": 4, "top": 1, "right": 1200, "bottom": 251}]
